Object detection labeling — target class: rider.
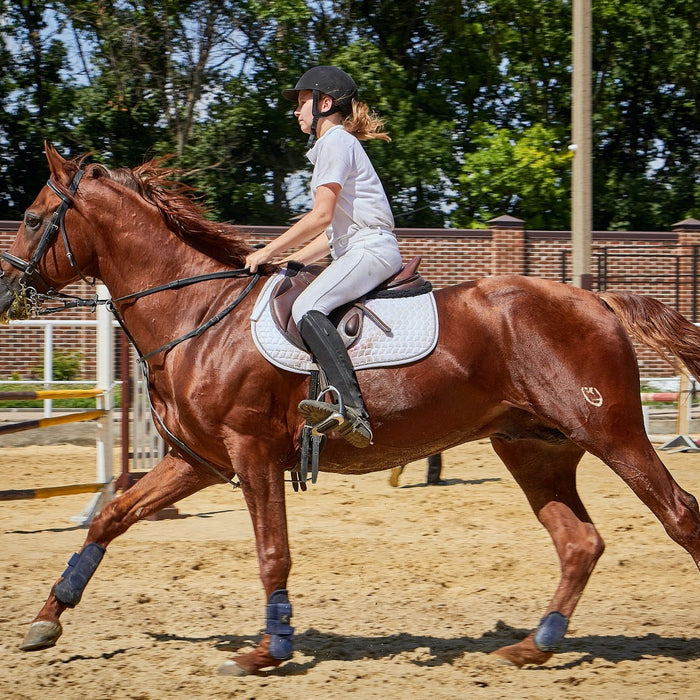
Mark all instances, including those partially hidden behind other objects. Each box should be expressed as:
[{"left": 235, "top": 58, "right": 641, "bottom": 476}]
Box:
[{"left": 245, "top": 65, "right": 402, "bottom": 448}]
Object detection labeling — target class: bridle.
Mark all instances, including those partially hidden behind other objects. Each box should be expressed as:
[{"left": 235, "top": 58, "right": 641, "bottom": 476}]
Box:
[
  {"left": 0, "top": 166, "right": 262, "bottom": 489},
  {"left": 1, "top": 169, "right": 90, "bottom": 295},
  {"left": 0, "top": 168, "right": 259, "bottom": 326}
]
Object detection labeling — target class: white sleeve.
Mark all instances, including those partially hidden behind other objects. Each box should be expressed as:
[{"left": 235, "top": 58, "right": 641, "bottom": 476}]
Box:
[{"left": 312, "top": 138, "right": 353, "bottom": 189}]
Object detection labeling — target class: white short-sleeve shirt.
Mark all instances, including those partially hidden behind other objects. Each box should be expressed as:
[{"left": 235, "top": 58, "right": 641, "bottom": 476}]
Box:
[{"left": 307, "top": 125, "right": 394, "bottom": 249}]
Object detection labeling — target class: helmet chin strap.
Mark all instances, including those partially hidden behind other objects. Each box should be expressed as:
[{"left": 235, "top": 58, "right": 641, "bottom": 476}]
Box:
[{"left": 307, "top": 89, "right": 342, "bottom": 149}]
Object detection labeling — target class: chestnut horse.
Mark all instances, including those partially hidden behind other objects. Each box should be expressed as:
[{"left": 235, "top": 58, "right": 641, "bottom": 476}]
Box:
[{"left": 2, "top": 145, "right": 700, "bottom": 675}]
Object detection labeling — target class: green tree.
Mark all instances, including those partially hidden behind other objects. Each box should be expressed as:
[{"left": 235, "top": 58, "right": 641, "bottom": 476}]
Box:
[
  {"left": 1, "top": 0, "right": 698, "bottom": 232},
  {"left": 0, "top": 0, "right": 75, "bottom": 217},
  {"left": 454, "top": 122, "right": 572, "bottom": 228},
  {"left": 331, "top": 0, "right": 489, "bottom": 226},
  {"left": 62, "top": 0, "right": 253, "bottom": 162},
  {"left": 180, "top": 1, "right": 312, "bottom": 224},
  {"left": 592, "top": 0, "right": 700, "bottom": 229}
]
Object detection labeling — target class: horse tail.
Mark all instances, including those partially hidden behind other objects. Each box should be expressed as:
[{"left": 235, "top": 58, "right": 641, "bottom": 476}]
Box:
[{"left": 597, "top": 291, "right": 700, "bottom": 381}]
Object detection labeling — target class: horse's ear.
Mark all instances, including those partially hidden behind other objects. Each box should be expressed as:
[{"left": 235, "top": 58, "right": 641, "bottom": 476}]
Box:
[{"left": 44, "top": 142, "right": 75, "bottom": 185}]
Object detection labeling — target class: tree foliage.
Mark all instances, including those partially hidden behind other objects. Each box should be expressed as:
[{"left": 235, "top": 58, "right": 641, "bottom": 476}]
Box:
[
  {"left": 455, "top": 123, "right": 572, "bottom": 228},
  {"left": 0, "top": 0, "right": 697, "bottom": 231}
]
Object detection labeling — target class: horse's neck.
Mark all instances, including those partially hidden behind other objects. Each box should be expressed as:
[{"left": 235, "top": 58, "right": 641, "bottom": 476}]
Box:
[
  {"left": 95, "top": 208, "right": 242, "bottom": 349},
  {"left": 95, "top": 208, "right": 225, "bottom": 297}
]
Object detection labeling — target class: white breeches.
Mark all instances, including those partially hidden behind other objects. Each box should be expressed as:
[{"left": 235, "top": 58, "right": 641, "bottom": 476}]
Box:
[{"left": 291, "top": 231, "right": 402, "bottom": 324}]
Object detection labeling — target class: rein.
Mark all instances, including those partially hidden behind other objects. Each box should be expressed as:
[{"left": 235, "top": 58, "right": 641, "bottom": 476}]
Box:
[
  {"left": 110, "top": 272, "right": 261, "bottom": 362},
  {"left": 1, "top": 171, "right": 262, "bottom": 490},
  {"left": 107, "top": 272, "right": 260, "bottom": 490}
]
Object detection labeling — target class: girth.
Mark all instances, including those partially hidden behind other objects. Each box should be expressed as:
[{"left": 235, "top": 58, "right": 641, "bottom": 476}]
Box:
[{"left": 269, "top": 256, "right": 431, "bottom": 350}]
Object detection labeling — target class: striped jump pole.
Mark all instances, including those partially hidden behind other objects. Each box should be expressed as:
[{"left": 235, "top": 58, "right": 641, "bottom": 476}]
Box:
[
  {"left": 640, "top": 392, "right": 680, "bottom": 403},
  {"left": 0, "top": 286, "right": 116, "bottom": 523},
  {"left": 0, "top": 482, "right": 107, "bottom": 502},
  {"left": 0, "top": 409, "right": 106, "bottom": 436}
]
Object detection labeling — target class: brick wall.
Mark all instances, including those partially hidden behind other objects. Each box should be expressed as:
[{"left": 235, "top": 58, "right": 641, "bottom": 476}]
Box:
[{"left": 2, "top": 217, "right": 698, "bottom": 381}]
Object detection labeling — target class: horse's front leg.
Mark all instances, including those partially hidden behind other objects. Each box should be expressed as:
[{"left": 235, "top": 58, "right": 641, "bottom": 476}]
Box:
[
  {"left": 218, "top": 451, "right": 292, "bottom": 676},
  {"left": 20, "top": 451, "right": 217, "bottom": 651}
]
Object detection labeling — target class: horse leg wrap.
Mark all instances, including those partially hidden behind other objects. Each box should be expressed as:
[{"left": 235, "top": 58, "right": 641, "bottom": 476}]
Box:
[
  {"left": 52, "top": 543, "right": 106, "bottom": 607},
  {"left": 265, "top": 589, "right": 294, "bottom": 660},
  {"left": 533, "top": 611, "right": 569, "bottom": 652}
]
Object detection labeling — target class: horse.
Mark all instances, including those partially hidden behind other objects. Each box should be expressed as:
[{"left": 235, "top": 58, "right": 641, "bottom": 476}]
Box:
[{"left": 2, "top": 144, "right": 700, "bottom": 676}]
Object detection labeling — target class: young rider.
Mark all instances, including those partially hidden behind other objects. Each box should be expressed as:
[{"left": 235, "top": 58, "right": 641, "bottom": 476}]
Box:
[{"left": 245, "top": 65, "right": 402, "bottom": 448}]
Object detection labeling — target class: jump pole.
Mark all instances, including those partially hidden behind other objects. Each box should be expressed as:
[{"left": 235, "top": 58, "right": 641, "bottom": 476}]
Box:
[
  {"left": 0, "top": 482, "right": 105, "bottom": 501},
  {"left": 0, "top": 288, "right": 116, "bottom": 519}
]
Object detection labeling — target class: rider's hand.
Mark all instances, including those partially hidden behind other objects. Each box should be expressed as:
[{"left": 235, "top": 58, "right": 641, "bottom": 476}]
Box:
[{"left": 245, "top": 247, "right": 271, "bottom": 273}]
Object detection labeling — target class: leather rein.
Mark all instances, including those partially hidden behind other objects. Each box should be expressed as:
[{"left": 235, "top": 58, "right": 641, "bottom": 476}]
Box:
[{"left": 1, "top": 170, "right": 261, "bottom": 489}]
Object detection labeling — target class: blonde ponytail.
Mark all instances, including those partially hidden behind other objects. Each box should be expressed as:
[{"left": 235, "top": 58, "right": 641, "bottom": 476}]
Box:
[{"left": 343, "top": 100, "right": 391, "bottom": 142}]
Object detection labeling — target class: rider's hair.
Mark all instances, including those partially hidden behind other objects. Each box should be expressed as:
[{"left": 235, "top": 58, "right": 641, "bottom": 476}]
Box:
[{"left": 343, "top": 100, "right": 391, "bottom": 142}]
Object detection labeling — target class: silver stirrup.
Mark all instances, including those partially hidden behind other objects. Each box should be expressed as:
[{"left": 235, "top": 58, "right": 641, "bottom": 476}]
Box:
[{"left": 310, "top": 386, "right": 346, "bottom": 437}]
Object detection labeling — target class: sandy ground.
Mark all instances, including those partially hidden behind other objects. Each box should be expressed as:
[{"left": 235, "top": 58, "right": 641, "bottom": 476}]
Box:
[{"left": 1, "top": 439, "right": 700, "bottom": 699}]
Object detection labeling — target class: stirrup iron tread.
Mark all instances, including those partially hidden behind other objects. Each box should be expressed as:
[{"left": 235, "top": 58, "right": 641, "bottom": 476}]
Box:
[{"left": 298, "top": 399, "right": 372, "bottom": 448}]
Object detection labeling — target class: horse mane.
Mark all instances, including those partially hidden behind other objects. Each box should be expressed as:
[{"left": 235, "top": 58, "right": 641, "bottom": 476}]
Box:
[{"left": 81, "top": 157, "right": 253, "bottom": 268}]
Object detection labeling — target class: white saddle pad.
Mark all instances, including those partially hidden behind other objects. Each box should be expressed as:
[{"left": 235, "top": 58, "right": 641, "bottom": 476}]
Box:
[{"left": 250, "top": 273, "right": 439, "bottom": 375}]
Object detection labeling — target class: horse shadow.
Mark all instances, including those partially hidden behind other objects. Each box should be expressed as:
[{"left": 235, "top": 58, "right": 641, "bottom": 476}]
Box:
[
  {"left": 5, "top": 509, "right": 240, "bottom": 535},
  {"left": 145, "top": 621, "right": 700, "bottom": 674},
  {"left": 398, "top": 477, "right": 502, "bottom": 489}
]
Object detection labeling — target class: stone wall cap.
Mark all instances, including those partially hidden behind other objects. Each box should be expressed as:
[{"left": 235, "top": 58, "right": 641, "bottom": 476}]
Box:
[
  {"left": 486, "top": 214, "right": 525, "bottom": 228},
  {"left": 671, "top": 218, "right": 700, "bottom": 231}
]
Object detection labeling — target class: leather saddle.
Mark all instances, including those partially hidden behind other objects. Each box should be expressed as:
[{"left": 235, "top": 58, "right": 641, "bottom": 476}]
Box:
[{"left": 269, "top": 256, "right": 432, "bottom": 351}]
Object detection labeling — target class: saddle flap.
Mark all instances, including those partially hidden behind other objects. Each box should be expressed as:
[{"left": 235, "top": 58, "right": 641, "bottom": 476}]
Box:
[{"left": 269, "top": 265, "right": 323, "bottom": 350}]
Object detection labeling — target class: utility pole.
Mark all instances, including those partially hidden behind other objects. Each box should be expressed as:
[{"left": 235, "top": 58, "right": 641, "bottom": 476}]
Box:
[{"left": 571, "top": 0, "right": 592, "bottom": 289}]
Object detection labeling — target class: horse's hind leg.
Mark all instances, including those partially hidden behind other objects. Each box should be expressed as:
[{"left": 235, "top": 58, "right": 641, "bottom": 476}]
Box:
[
  {"left": 488, "top": 437, "right": 605, "bottom": 667},
  {"left": 20, "top": 451, "right": 217, "bottom": 651},
  {"left": 592, "top": 430, "right": 700, "bottom": 566}
]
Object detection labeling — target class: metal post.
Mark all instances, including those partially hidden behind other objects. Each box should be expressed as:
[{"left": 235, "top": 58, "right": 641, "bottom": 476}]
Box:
[
  {"left": 560, "top": 250, "right": 567, "bottom": 283},
  {"left": 43, "top": 323, "right": 53, "bottom": 418},
  {"left": 693, "top": 245, "right": 698, "bottom": 322},
  {"left": 115, "top": 331, "right": 132, "bottom": 491}
]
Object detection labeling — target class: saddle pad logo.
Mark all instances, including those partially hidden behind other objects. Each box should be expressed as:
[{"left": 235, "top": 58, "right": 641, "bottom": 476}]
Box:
[{"left": 250, "top": 274, "right": 439, "bottom": 375}]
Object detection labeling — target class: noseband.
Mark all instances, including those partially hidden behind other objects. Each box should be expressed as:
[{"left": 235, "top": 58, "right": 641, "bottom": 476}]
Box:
[{"left": 1, "top": 168, "right": 88, "bottom": 294}]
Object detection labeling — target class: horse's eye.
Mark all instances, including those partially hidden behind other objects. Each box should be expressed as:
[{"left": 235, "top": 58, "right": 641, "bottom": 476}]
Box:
[{"left": 24, "top": 212, "right": 41, "bottom": 230}]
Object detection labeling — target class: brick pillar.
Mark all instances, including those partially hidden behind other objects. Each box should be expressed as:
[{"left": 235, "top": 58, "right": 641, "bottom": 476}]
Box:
[
  {"left": 672, "top": 218, "right": 700, "bottom": 322},
  {"left": 487, "top": 215, "right": 526, "bottom": 276}
]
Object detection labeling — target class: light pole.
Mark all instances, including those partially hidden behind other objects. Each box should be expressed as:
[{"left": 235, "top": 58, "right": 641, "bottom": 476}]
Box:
[{"left": 571, "top": 0, "right": 592, "bottom": 289}]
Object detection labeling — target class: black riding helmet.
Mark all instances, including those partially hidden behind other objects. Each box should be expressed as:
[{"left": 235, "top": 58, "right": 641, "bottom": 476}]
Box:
[{"left": 283, "top": 66, "right": 358, "bottom": 146}]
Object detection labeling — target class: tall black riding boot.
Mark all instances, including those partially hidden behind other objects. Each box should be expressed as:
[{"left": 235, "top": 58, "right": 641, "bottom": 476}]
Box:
[{"left": 297, "top": 310, "right": 372, "bottom": 448}]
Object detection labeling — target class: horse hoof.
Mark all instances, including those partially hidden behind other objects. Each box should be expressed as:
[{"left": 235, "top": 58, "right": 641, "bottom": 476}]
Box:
[
  {"left": 216, "top": 659, "right": 251, "bottom": 676},
  {"left": 19, "top": 620, "right": 63, "bottom": 651},
  {"left": 488, "top": 650, "right": 521, "bottom": 667}
]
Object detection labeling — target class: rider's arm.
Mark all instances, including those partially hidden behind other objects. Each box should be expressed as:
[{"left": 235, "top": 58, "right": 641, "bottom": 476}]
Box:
[
  {"left": 245, "top": 183, "right": 340, "bottom": 272},
  {"left": 279, "top": 232, "right": 330, "bottom": 266}
]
